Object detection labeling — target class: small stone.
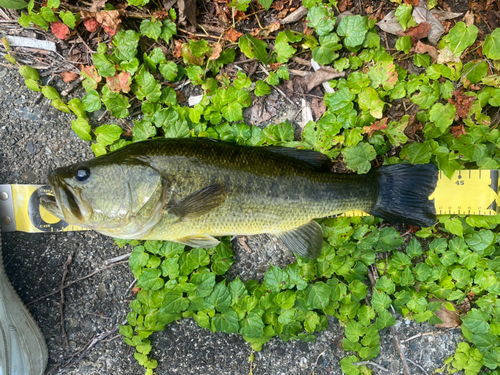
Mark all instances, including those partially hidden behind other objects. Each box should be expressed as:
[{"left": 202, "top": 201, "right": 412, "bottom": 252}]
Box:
[
  {"left": 27, "top": 141, "right": 36, "bottom": 155},
  {"left": 299, "top": 357, "right": 307, "bottom": 368}
]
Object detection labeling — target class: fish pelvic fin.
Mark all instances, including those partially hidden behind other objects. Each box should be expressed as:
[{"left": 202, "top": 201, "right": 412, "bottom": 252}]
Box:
[
  {"left": 176, "top": 235, "right": 220, "bottom": 248},
  {"left": 276, "top": 220, "right": 324, "bottom": 259},
  {"left": 370, "top": 163, "right": 438, "bottom": 227}
]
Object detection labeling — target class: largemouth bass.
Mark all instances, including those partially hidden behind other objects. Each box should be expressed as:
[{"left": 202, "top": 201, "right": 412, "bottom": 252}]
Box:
[{"left": 41, "top": 138, "right": 438, "bottom": 259}]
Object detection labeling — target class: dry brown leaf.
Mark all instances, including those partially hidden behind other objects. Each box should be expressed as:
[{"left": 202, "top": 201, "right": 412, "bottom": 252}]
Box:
[
  {"left": 403, "top": 0, "right": 419, "bottom": 5},
  {"left": 273, "top": 1, "right": 284, "bottom": 11},
  {"left": 451, "top": 125, "right": 466, "bottom": 138},
  {"left": 434, "top": 302, "right": 462, "bottom": 328},
  {"left": 413, "top": 41, "right": 438, "bottom": 62},
  {"left": 449, "top": 90, "right": 475, "bottom": 120},
  {"left": 363, "top": 118, "right": 388, "bottom": 137},
  {"left": 173, "top": 40, "right": 183, "bottom": 58},
  {"left": 311, "top": 97, "right": 326, "bottom": 120},
  {"left": 83, "top": 18, "right": 99, "bottom": 33},
  {"left": 50, "top": 21, "right": 70, "bottom": 40},
  {"left": 131, "top": 286, "right": 141, "bottom": 294},
  {"left": 402, "top": 22, "right": 431, "bottom": 44},
  {"left": 269, "top": 62, "right": 282, "bottom": 70},
  {"left": 60, "top": 71, "right": 79, "bottom": 83},
  {"left": 81, "top": 10, "right": 124, "bottom": 36},
  {"left": 338, "top": 0, "right": 352, "bottom": 12},
  {"left": 178, "top": 0, "right": 197, "bottom": 29},
  {"left": 404, "top": 114, "right": 422, "bottom": 139},
  {"left": 89, "top": 0, "right": 107, "bottom": 13},
  {"left": 306, "top": 69, "right": 344, "bottom": 92},
  {"left": 255, "top": 21, "right": 281, "bottom": 37},
  {"left": 106, "top": 71, "right": 131, "bottom": 93},
  {"left": 225, "top": 28, "right": 242, "bottom": 42},
  {"left": 209, "top": 43, "right": 222, "bottom": 60}
]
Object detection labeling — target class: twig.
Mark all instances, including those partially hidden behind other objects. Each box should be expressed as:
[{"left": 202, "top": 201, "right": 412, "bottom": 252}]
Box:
[
  {"left": 401, "top": 331, "right": 441, "bottom": 343},
  {"left": 233, "top": 58, "right": 257, "bottom": 65},
  {"left": 123, "top": 278, "right": 137, "bottom": 296},
  {"left": 259, "top": 65, "right": 297, "bottom": 107},
  {"left": 352, "top": 361, "right": 389, "bottom": 372},
  {"left": 311, "top": 349, "right": 328, "bottom": 375},
  {"left": 98, "top": 110, "right": 109, "bottom": 122},
  {"left": 27, "top": 260, "right": 129, "bottom": 306},
  {"left": 390, "top": 308, "right": 411, "bottom": 375},
  {"left": 60, "top": 254, "right": 73, "bottom": 347},
  {"left": 406, "top": 358, "right": 429, "bottom": 375},
  {"left": 61, "top": 76, "right": 84, "bottom": 97},
  {"left": 178, "top": 28, "right": 220, "bottom": 39},
  {"left": 104, "top": 252, "right": 131, "bottom": 265},
  {"left": 33, "top": 76, "right": 54, "bottom": 105}
]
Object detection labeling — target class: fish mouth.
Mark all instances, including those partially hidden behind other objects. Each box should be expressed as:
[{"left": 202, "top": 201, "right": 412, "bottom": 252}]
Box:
[{"left": 41, "top": 171, "right": 85, "bottom": 224}]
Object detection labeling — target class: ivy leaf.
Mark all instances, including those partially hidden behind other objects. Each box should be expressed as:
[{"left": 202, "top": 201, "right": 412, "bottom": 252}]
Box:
[
  {"left": 140, "top": 18, "right": 162, "bottom": 41},
  {"left": 395, "top": 3, "right": 413, "bottom": 30},
  {"left": 95, "top": 124, "right": 124, "bottom": 146},
  {"left": 441, "top": 22, "right": 478, "bottom": 56},
  {"left": 71, "top": 118, "right": 92, "bottom": 141},
  {"left": 133, "top": 120, "right": 156, "bottom": 142},
  {"left": 371, "top": 290, "right": 392, "bottom": 312},
  {"left": 337, "top": 15, "right": 369, "bottom": 48},
  {"left": 305, "top": 282, "right": 331, "bottom": 310},
  {"left": 264, "top": 265, "right": 289, "bottom": 293},
  {"left": 312, "top": 33, "right": 342, "bottom": 65},
  {"left": 306, "top": 5, "right": 336, "bottom": 36},
  {"left": 159, "top": 61, "right": 178, "bottom": 82},
  {"left": 400, "top": 142, "right": 432, "bottom": 164},
  {"left": 160, "top": 19, "right": 177, "bottom": 43},
  {"left": 461, "top": 309, "right": 490, "bottom": 334},
  {"left": 240, "top": 312, "right": 265, "bottom": 338},
  {"left": 82, "top": 90, "right": 101, "bottom": 112},
  {"left": 207, "top": 282, "right": 231, "bottom": 313},
  {"left": 429, "top": 103, "right": 456, "bottom": 132},
  {"left": 162, "top": 293, "right": 189, "bottom": 313},
  {"left": 137, "top": 269, "right": 165, "bottom": 290},
  {"left": 112, "top": 30, "right": 140, "bottom": 61},
  {"left": 255, "top": 81, "right": 271, "bottom": 97},
  {"left": 358, "top": 87, "right": 385, "bottom": 118},
  {"left": 239, "top": 34, "right": 268, "bottom": 64},
  {"left": 343, "top": 142, "right": 376, "bottom": 174},
  {"left": 59, "top": 11, "right": 76, "bottom": 29},
  {"left": 483, "top": 28, "right": 500, "bottom": 60},
  {"left": 213, "top": 309, "right": 239, "bottom": 334},
  {"left": 133, "top": 66, "right": 162, "bottom": 102}
]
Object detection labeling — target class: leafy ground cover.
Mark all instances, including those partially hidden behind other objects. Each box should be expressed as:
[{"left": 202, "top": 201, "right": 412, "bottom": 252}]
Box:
[{"left": 2, "top": 0, "right": 500, "bottom": 373}]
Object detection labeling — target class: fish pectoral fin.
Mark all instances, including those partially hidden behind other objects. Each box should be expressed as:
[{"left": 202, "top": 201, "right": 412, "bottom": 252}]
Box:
[
  {"left": 276, "top": 220, "right": 323, "bottom": 259},
  {"left": 177, "top": 235, "right": 220, "bottom": 248},
  {"left": 170, "top": 183, "right": 227, "bottom": 221}
]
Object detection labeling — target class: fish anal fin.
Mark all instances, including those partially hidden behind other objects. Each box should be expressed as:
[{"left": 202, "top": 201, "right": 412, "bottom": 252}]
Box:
[
  {"left": 170, "top": 183, "right": 227, "bottom": 221},
  {"left": 276, "top": 220, "right": 323, "bottom": 259},
  {"left": 177, "top": 235, "right": 220, "bottom": 248}
]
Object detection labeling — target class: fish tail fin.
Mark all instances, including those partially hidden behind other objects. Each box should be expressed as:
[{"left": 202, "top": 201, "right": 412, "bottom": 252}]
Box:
[{"left": 369, "top": 163, "right": 438, "bottom": 227}]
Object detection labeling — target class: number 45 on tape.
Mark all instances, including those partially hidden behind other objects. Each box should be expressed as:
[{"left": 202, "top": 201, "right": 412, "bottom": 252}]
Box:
[{"left": 1, "top": 170, "right": 499, "bottom": 233}]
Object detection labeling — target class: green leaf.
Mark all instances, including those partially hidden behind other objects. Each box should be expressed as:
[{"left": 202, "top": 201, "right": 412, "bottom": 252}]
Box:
[
  {"left": 71, "top": 118, "right": 92, "bottom": 141},
  {"left": 91, "top": 143, "right": 107, "bottom": 157},
  {"left": 312, "top": 33, "right": 342, "bottom": 65},
  {"left": 19, "top": 65, "right": 39, "bottom": 80},
  {"left": 395, "top": 3, "right": 413, "bottom": 29},
  {"left": 59, "top": 11, "right": 76, "bottom": 29},
  {"left": 112, "top": 30, "right": 140, "bottom": 61},
  {"left": 254, "top": 81, "right": 271, "bottom": 97},
  {"left": 133, "top": 66, "right": 162, "bottom": 102},
  {"left": 93, "top": 53, "right": 116, "bottom": 78},
  {"left": 0, "top": 0, "right": 28, "bottom": 9},
  {"left": 213, "top": 309, "right": 239, "bottom": 334},
  {"left": 257, "top": 0, "right": 272, "bottom": 10},
  {"left": 238, "top": 34, "right": 268, "bottom": 64},
  {"left": 41, "top": 85, "right": 60, "bottom": 100},
  {"left": 160, "top": 19, "right": 177, "bottom": 43},
  {"left": 162, "top": 293, "right": 189, "bottom": 313},
  {"left": 358, "top": 87, "right": 384, "bottom": 118},
  {"left": 371, "top": 290, "right": 392, "bottom": 312},
  {"left": 159, "top": 61, "right": 178, "bottom": 82},
  {"left": 185, "top": 248, "right": 210, "bottom": 269},
  {"left": 396, "top": 36, "right": 412, "bottom": 54},
  {"left": 461, "top": 309, "right": 490, "bottom": 334},
  {"left": 133, "top": 120, "right": 156, "bottom": 142},
  {"left": 24, "top": 79, "right": 40, "bottom": 92},
  {"left": 95, "top": 124, "right": 123, "bottom": 146},
  {"left": 343, "top": 142, "right": 376, "bottom": 174},
  {"left": 240, "top": 312, "right": 265, "bottom": 338},
  {"left": 137, "top": 269, "right": 165, "bottom": 290},
  {"left": 305, "top": 282, "right": 331, "bottom": 310},
  {"left": 306, "top": 5, "right": 336, "bottom": 36},
  {"left": 376, "top": 310, "right": 396, "bottom": 329},
  {"left": 429, "top": 103, "right": 456, "bottom": 132},
  {"left": 207, "top": 282, "right": 231, "bottom": 312},
  {"left": 442, "top": 22, "right": 478, "bottom": 56},
  {"left": 140, "top": 18, "right": 162, "bottom": 41},
  {"left": 337, "top": 15, "right": 369, "bottom": 48},
  {"left": 400, "top": 142, "right": 432, "bottom": 164},
  {"left": 264, "top": 265, "right": 289, "bottom": 293},
  {"left": 483, "top": 28, "right": 500, "bottom": 60}
]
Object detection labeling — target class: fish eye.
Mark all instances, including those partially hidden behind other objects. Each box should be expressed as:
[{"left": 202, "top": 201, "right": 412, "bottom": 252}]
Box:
[{"left": 74, "top": 167, "right": 91, "bottom": 182}]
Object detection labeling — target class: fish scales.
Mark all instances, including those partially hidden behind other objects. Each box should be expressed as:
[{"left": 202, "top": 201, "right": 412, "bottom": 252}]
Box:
[
  {"left": 41, "top": 138, "right": 438, "bottom": 259},
  {"left": 141, "top": 139, "right": 378, "bottom": 239}
]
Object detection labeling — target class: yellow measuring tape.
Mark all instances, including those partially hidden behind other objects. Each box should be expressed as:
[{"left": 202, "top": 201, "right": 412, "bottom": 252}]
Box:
[{"left": 0, "top": 170, "right": 499, "bottom": 233}]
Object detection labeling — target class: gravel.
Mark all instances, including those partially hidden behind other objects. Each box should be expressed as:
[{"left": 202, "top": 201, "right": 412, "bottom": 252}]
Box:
[{"left": 0, "top": 65, "right": 464, "bottom": 375}]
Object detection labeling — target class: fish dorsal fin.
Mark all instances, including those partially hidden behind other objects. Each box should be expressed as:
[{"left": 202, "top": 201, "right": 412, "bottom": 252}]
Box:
[
  {"left": 170, "top": 183, "right": 227, "bottom": 221},
  {"left": 266, "top": 147, "right": 333, "bottom": 171},
  {"left": 177, "top": 235, "right": 220, "bottom": 248},
  {"left": 276, "top": 220, "right": 324, "bottom": 259}
]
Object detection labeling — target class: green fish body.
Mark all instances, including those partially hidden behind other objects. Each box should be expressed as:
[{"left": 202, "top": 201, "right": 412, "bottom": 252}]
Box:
[{"left": 41, "top": 138, "right": 438, "bottom": 258}]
